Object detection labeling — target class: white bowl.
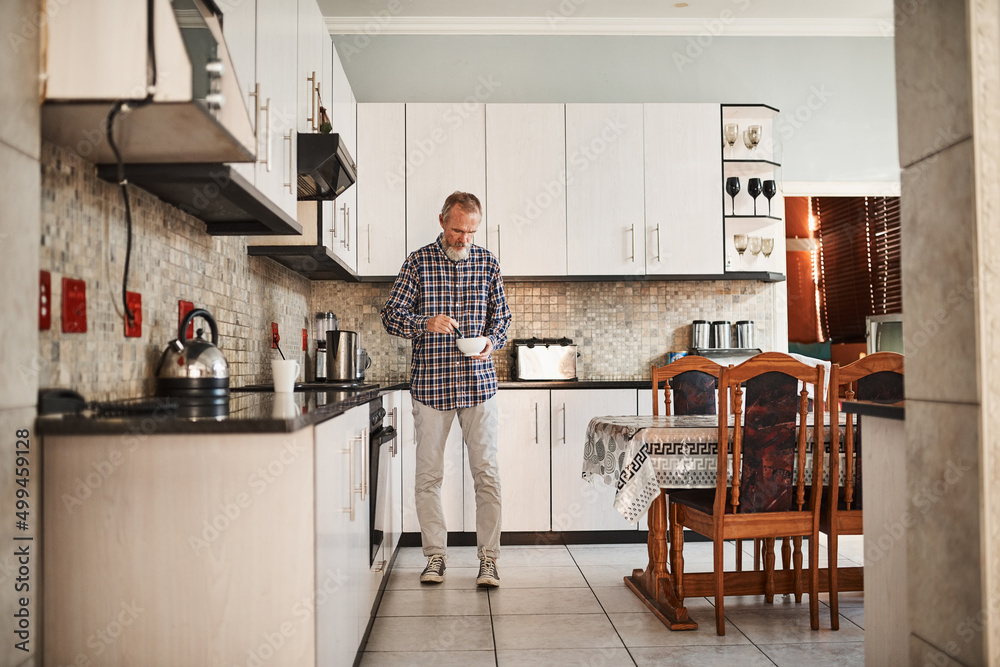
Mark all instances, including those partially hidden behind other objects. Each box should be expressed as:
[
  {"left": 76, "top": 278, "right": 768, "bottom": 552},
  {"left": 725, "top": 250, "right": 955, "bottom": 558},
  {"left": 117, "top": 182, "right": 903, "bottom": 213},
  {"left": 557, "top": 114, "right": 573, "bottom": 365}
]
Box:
[{"left": 456, "top": 336, "right": 488, "bottom": 356}]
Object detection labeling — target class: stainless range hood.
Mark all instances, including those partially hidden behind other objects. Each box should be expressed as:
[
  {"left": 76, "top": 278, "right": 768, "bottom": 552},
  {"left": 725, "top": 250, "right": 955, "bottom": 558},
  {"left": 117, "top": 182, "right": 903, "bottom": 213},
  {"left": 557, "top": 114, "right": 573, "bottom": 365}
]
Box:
[{"left": 298, "top": 134, "right": 357, "bottom": 200}]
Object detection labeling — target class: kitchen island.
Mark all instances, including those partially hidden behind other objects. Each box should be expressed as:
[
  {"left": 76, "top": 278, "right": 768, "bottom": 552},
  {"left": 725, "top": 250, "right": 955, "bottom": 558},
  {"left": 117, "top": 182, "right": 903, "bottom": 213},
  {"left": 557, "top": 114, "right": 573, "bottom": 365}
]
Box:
[{"left": 37, "top": 387, "right": 403, "bottom": 667}]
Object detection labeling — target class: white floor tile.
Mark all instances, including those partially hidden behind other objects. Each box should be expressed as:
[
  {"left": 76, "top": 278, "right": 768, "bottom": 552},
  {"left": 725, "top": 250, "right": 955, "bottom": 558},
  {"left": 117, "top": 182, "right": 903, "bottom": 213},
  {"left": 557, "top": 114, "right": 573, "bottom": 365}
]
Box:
[
  {"left": 497, "top": 647, "right": 636, "bottom": 666},
  {"left": 496, "top": 565, "right": 589, "bottom": 588},
  {"left": 608, "top": 611, "right": 753, "bottom": 647},
  {"left": 488, "top": 587, "right": 603, "bottom": 615},
  {"left": 726, "top": 606, "right": 865, "bottom": 644},
  {"left": 758, "top": 641, "right": 865, "bottom": 666},
  {"left": 365, "top": 615, "right": 494, "bottom": 652},
  {"left": 376, "top": 589, "right": 490, "bottom": 616},
  {"left": 495, "top": 544, "right": 576, "bottom": 567},
  {"left": 631, "top": 644, "right": 774, "bottom": 666},
  {"left": 360, "top": 650, "right": 496, "bottom": 666},
  {"left": 493, "top": 613, "right": 624, "bottom": 650}
]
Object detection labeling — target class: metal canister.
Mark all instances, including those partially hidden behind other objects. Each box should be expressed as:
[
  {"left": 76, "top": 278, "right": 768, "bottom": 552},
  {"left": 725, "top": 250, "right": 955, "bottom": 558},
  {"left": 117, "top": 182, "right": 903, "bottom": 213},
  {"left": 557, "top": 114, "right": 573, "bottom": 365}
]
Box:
[
  {"left": 711, "top": 321, "right": 732, "bottom": 349},
  {"left": 735, "top": 320, "right": 755, "bottom": 348},
  {"left": 691, "top": 320, "right": 711, "bottom": 349}
]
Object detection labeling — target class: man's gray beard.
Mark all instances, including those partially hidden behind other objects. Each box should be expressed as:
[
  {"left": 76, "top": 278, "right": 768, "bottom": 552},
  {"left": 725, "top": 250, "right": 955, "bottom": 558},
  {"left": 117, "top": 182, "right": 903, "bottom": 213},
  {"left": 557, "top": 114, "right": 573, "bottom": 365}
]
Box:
[{"left": 444, "top": 245, "right": 470, "bottom": 261}]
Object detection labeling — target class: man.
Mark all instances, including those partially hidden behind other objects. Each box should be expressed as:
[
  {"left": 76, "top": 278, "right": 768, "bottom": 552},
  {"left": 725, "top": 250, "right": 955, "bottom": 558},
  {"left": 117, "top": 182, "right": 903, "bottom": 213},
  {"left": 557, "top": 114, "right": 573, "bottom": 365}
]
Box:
[{"left": 380, "top": 191, "right": 512, "bottom": 588}]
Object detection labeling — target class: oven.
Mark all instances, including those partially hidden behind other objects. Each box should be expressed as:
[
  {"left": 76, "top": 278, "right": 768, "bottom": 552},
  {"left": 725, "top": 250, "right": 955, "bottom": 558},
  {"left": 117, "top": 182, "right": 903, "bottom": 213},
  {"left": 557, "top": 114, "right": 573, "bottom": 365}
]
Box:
[{"left": 368, "top": 397, "right": 397, "bottom": 566}]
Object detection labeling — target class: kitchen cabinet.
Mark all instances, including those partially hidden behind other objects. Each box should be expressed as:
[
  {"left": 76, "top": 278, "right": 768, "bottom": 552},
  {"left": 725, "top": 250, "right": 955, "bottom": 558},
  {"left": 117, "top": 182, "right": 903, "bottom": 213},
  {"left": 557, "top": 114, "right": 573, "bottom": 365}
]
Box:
[
  {"left": 297, "top": 0, "right": 330, "bottom": 136},
  {"left": 316, "top": 403, "right": 369, "bottom": 666},
  {"left": 357, "top": 103, "right": 408, "bottom": 276},
  {"left": 464, "top": 390, "right": 551, "bottom": 532},
  {"left": 722, "top": 104, "right": 786, "bottom": 277},
  {"left": 400, "top": 391, "right": 467, "bottom": 534},
  {"left": 485, "top": 104, "right": 568, "bottom": 275},
  {"left": 644, "top": 103, "right": 724, "bottom": 275},
  {"left": 551, "top": 388, "right": 641, "bottom": 531},
  {"left": 405, "top": 103, "right": 487, "bottom": 253},
  {"left": 221, "top": 0, "right": 258, "bottom": 187},
  {"left": 566, "top": 104, "right": 646, "bottom": 276},
  {"left": 328, "top": 53, "right": 358, "bottom": 271}
]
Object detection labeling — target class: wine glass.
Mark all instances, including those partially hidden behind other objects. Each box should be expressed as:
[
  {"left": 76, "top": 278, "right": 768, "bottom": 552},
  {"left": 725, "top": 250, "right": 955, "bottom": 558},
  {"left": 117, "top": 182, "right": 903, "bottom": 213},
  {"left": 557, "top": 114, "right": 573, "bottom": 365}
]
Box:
[
  {"left": 747, "top": 178, "right": 762, "bottom": 216},
  {"left": 725, "top": 177, "right": 740, "bottom": 216},
  {"left": 762, "top": 180, "right": 777, "bottom": 216},
  {"left": 748, "top": 236, "right": 762, "bottom": 256},
  {"left": 734, "top": 234, "right": 748, "bottom": 256},
  {"left": 761, "top": 237, "right": 775, "bottom": 258},
  {"left": 745, "top": 125, "right": 762, "bottom": 150},
  {"left": 723, "top": 124, "right": 739, "bottom": 157}
]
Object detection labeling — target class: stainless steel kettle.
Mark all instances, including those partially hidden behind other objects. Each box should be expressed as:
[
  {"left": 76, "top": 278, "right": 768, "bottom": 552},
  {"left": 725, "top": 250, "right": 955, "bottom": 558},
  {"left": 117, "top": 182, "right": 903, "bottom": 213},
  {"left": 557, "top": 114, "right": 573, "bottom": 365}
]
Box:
[{"left": 155, "top": 309, "right": 230, "bottom": 408}]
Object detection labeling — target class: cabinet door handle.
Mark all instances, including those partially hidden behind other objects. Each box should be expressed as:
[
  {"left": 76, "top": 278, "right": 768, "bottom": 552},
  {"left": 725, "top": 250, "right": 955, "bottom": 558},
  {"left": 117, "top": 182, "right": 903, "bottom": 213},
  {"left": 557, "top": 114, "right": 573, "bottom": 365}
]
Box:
[
  {"left": 307, "top": 71, "right": 317, "bottom": 129},
  {"left": 343, "top": 439, "right": 356, "bottom": 521},
  {"left": 629, "top": 224, "right": 635, "bottom": 262},
  {"left": 284, "top": 130, "right": 294, "bottom": 193},
  {"left": 656, "top": 223, "right": 661, "bottom": 262},
  {"left": 346, "top": 207, "right": 351, "bottom": 250},
  {"left": 534, "top": 402, "right": 539, "bottom": 444},
  {"left": 335, "top": 204, "right": 343, "bottom": 238},
  {"left": 367, "top": 225, "right": 372, "bottom": 264},
  {"left": 361, "top": 428, "right": 369, "bottom": 500},
  {"left": 497, "top": 225, "right": 501, "bottom": 260},
  {"left": 260, "top": 97, "right": 272, "bottom": 172},
  {"left": 390, "top": 406, "right": 398, "bottom": 456},
  {"left": 562, "top": 402, "right": 567, "bottom": 443},
  {"left": 248, "top": 82, "right": 260, "bottom": 139}
]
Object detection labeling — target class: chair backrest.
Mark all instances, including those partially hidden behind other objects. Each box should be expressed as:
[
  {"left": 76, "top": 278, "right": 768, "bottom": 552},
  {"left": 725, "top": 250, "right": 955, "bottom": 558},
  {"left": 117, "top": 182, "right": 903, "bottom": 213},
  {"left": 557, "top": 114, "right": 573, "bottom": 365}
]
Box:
[
  {"left": 718, "top": 352, "right": 825, "bottom": 514},
  {"left": 829, "top": 351, "right": 904, "bottom": 510},
  {"left": 651, "top": 356, "right": 724, "bottom": 416}
]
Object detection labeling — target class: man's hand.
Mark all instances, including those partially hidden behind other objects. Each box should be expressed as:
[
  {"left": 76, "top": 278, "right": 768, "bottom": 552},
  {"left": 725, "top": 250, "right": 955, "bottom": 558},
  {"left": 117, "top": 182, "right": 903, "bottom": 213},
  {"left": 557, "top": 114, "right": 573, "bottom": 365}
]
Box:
[
  {"left": 425, "top": 314, "right": 460, "bottom": 334},
  {"left": 471, "top": 338, "right": 494, "bottom": 361}
]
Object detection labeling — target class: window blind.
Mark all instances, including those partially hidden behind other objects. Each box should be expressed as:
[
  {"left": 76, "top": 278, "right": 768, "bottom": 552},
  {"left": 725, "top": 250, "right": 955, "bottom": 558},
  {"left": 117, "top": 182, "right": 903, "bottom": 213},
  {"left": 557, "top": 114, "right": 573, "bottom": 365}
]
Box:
[{"left": 813, "top": 196, "right": 902, "bottom": 344}]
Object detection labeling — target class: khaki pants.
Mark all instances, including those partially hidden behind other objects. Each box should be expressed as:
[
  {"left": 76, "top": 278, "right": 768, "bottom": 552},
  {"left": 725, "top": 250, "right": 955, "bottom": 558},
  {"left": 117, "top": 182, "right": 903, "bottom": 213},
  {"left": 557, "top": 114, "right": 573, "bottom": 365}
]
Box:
[{"left": 412, "top": 396, "right": 501, "bottom": 561}]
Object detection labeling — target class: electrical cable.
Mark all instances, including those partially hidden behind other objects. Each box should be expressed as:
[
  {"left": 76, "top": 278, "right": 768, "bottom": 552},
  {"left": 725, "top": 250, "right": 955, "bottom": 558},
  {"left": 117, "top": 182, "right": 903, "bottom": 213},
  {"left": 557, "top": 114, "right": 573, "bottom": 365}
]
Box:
[{"left": 106, "top": 0, "right": 158, "bottom": 327}]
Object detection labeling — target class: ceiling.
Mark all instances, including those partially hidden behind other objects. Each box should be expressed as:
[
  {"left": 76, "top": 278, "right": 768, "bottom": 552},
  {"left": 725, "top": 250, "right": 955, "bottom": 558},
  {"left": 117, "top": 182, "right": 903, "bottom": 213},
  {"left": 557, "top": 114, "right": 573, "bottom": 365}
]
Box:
[{"left": 317, "top": 1, "right": 895, "bottom": 36}]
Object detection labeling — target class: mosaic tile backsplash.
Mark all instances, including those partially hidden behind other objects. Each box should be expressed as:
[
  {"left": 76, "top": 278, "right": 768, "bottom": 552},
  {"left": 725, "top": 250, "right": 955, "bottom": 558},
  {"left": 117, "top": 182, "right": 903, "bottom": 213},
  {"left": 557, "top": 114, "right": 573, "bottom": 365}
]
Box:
[
  {"left": 312, "top": 279, "right": 781, "bottom": 384},
  {"left": 38, "top": 141, "right": 780, "bottom": 398},
  {"left": 38, "top": 143, "right": 313, "bottom": 400}
]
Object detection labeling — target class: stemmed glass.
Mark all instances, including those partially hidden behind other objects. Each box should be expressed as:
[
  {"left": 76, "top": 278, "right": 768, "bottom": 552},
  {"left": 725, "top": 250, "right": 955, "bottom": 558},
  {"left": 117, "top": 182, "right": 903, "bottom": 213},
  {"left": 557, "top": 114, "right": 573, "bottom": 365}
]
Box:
[
  {"left": 723, "top": 124, "right": 739, "bottom": 158},
  {"left": 762, "top": 180, "right": 777, "bottom": 216},
  {"left": 734, "top": 234, "right": 748, "bottom": 256},
  {"left": 747, "top": 178, "right": 762, "bottom": 216},
  {"left": 743, "top": 125, "right": 762, "bottom": 151},
  {"left": 725, "top": 177, "right": 741, "bottom": 216},
  {"left": 748, "top": 236, "right": 762, "bottom": 256},
  {"left": 761, "top": 237, "right": 775, "bottom": 258}
]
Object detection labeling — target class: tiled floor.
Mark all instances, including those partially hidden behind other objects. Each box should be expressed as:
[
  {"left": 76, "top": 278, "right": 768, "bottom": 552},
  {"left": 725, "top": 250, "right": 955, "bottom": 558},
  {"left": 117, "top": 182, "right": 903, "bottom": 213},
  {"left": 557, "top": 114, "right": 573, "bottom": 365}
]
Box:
[{"left": 360, "top": 536, "right": 866, "bottom": 666}]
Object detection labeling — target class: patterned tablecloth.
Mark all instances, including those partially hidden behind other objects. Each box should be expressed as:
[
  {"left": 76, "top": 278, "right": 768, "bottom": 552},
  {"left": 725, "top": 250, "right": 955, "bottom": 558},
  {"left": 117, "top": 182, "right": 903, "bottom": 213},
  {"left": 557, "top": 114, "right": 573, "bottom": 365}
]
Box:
[{"left": 582, "top": 414, "right": 845, "bottom": 525}]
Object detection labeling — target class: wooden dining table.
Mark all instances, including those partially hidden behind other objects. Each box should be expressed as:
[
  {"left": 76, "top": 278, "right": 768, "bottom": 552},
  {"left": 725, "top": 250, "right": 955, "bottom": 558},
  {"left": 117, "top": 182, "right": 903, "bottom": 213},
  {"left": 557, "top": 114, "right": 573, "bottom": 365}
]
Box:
[{"left": 582, "top": 414, "right": 863, "bottom": 631}]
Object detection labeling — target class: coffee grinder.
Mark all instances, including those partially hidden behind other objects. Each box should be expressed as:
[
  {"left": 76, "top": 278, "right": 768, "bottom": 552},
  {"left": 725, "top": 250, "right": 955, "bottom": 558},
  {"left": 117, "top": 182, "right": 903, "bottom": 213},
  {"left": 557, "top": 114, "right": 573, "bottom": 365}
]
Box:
[{"left": 313, "top": 311, "right": 338, "bottom": 381}]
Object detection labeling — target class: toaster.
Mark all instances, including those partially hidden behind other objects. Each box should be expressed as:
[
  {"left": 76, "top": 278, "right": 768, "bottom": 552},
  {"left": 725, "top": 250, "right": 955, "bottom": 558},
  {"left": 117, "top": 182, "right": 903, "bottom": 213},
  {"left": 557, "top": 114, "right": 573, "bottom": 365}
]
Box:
[{"left": 511, "top": 338, "right": 578, "bottom": 381}]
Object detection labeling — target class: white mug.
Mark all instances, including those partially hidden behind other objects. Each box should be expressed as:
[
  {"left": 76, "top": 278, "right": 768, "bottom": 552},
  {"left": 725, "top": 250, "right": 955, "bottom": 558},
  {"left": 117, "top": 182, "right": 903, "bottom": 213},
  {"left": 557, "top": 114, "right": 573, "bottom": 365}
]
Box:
[{"left": 272, "top": 359, "right": 300, "bottom": 393}]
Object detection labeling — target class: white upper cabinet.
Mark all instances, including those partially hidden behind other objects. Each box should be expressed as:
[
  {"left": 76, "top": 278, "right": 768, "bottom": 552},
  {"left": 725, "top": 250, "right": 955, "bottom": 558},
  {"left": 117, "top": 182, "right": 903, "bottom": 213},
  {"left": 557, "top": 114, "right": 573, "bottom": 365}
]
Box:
[
  {"left": 405, "top": 103, "right": 487, "bottom": 253},
  {"left": 328, "top": 51, "right": 357, "bottom": 271},
  {"left": 644, "top": 103, "right": 724, "bottom": 275},
  {"left": 297, "top": 0, "right": 328, "bottom": 135},
  {"left": 485, "top": 104, "right": 568, "bottom": 276},
  {"left": 565, "top": 104, "right": 646, "bottom": 275},
  {"left": 356, "top": 103, "right": 407, "bottom": 277},
  {"left": 220, "top": 0, "right": 257, "bottom": 185},
  {"left": 253, "top": 0, "right": 298, "bottom": 219}
]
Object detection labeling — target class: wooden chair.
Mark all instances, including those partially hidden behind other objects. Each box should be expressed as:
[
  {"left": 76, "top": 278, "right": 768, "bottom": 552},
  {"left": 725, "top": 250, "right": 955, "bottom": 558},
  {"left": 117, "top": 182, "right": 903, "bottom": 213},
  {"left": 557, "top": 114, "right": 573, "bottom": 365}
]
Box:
[
  {"left": 668, "top": 352, "right": 825, "bottom": 635},
  {"left": 651, "top": 355, "right": 724, "bottom": 416},
  {"left": 822, "top": 351, "right": 904, "bottom": 629}
]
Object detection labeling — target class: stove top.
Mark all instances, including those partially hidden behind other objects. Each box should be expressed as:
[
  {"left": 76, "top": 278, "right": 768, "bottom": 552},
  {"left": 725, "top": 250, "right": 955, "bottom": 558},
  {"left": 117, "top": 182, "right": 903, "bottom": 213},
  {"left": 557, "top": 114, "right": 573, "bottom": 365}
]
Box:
[{"left": 236, "top": 381, "right": 379, "bottom": 392}]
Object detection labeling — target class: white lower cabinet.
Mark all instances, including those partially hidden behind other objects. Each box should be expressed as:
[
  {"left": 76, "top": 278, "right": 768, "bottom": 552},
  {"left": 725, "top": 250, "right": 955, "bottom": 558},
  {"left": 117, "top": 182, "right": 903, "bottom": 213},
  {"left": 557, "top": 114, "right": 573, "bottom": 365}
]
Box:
[
  {"left": 400, "top": 391, "right": 466, "bottom": 534},
  {"left": 551, "top": 388, "right": 640, "bottom": 531},
  {"left": 464, "top": 389, "right": 551, "bottom": 532},
  {"left": 315, "top": 404, "right": 368, "bottom": 666}
]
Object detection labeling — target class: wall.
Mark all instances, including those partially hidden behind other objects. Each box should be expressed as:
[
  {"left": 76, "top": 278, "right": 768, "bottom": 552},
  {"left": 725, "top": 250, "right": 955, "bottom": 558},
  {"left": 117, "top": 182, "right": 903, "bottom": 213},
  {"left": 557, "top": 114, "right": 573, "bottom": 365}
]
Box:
[
  {"left": 0, "top": 0, "right": 40, "bottom": 663},
  {"left": 313, "top": 278, "right": 780, "bottom": 383},
  {"left": 332, "top": 34, "right": 899, "bottom": 185},
  {"left": 37, "top": 144, "right": 313, "bottom": 400}
]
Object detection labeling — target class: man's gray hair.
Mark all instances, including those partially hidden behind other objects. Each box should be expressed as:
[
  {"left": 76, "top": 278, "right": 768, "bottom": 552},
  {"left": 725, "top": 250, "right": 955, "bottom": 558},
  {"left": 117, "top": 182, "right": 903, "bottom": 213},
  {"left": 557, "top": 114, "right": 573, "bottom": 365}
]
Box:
[{"left": 441, "top": 191, "right": 482, "bottom": 222}]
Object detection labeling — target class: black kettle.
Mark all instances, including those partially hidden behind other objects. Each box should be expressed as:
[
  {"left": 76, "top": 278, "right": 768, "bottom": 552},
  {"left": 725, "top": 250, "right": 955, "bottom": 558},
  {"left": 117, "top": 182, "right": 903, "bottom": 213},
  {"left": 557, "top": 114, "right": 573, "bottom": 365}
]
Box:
[{"left": 155, "top": 308, "right": 230, "bottom": 411}]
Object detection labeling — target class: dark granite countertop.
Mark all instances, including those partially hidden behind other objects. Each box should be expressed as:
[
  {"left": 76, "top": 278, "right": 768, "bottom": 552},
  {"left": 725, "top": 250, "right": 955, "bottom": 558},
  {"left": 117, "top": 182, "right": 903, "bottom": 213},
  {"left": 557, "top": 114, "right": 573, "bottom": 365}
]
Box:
[
  {"left": 841, "top": 399, "right": 905, "bottom": 420},
  {"left": 35, "top": 380, "right": 645, "bottom": 436},
  {"left": 36, "top": 386, "right": 385, "bottom": 436}
]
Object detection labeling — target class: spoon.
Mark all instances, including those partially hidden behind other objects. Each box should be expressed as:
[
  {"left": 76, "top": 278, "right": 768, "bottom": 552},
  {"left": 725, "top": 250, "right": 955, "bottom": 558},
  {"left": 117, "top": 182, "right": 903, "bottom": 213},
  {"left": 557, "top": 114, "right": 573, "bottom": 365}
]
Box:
[{"left": 453, "top": 324, "right": 464, "bottom": 338}]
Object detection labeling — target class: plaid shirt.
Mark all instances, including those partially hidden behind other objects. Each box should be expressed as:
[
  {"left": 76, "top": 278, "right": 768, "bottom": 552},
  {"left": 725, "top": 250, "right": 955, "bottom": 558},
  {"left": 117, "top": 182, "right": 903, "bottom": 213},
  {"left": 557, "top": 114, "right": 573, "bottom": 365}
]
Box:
[{"left": 381, "top": 235, "right": 512, "bottom": 410}]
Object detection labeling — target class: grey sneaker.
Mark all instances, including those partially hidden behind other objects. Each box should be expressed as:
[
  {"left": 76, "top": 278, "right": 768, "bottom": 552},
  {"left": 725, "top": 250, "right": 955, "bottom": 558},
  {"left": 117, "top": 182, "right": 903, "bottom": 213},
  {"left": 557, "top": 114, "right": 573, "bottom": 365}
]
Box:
[
  {"left": 476, "top": 557, "right": 500, "bottom": 587},
  {"left": 420, "top": 555, "right": 446, "bottom": 584}
]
